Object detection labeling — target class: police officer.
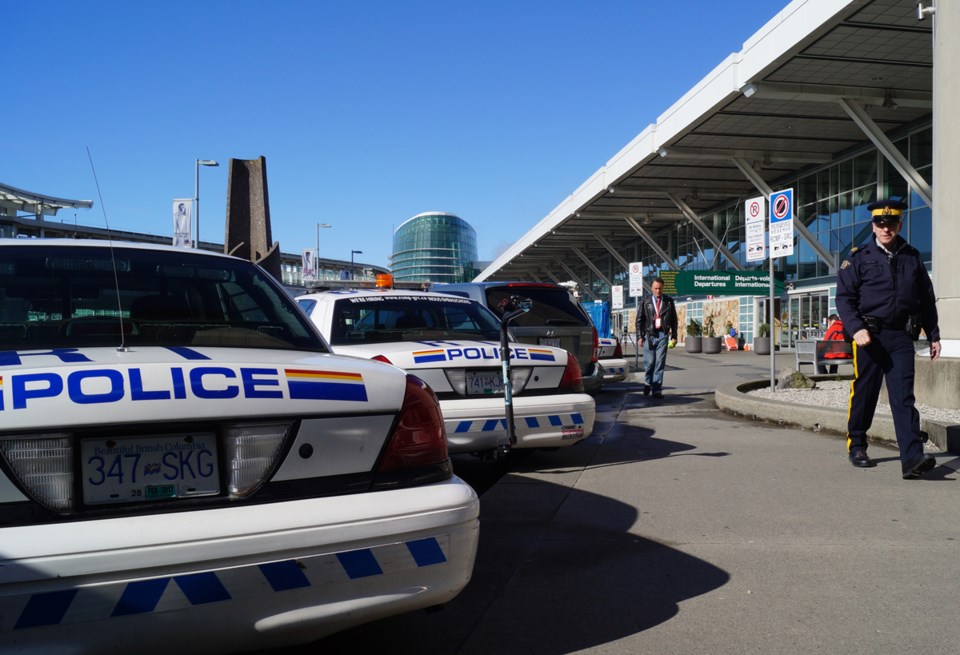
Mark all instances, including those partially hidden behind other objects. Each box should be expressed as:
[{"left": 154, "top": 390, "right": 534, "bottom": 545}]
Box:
[
  {"left": 636, "top": 277, "right": 678, "bottom": 398},
  {"left": 835, "top": 199, "right": 941, "bottom": 479}
]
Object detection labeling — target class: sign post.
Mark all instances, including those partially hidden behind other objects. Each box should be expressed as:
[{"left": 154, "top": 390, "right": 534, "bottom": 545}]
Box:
[
  {"left": 768, "top": 189, "right": 794, "bottom": 391},
  {"left": 628, "top": 262, "right": 643, "bottom": 369}
]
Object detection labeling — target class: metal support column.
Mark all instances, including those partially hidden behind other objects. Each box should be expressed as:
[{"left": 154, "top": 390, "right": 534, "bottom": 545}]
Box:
[
  {"left": 623, "top": 217, "right": 680, "bottom": 271},
  {"left": 557, "top": 261, "right": 599, "bottom": 301},
  {"left": 837, "top": 97, "right": 934, "bottom": 208},
  {"left": 666, "top": 192, "right": 745, "bottom": 271}
]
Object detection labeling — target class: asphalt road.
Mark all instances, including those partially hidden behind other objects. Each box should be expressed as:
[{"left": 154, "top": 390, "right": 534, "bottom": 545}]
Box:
[{"left": 257, "top": 350, "right": 960, "bottom": 655}]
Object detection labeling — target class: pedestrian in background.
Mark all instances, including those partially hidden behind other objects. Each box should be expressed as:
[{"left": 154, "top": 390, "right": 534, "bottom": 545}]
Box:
[
  {"left": 816, "top": 314, "right": 850, "bottom": 374},
  {"left": 636, "top": 277, "right": 677, "bottom": 399},
  {"left": 835, "top": 199, "right": 941, "bottom": 479}
]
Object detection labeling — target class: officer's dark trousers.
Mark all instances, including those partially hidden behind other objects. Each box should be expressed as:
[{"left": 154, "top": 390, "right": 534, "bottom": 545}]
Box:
[{"left": 846, "top": 328, "right": 923, "bottom": 470}]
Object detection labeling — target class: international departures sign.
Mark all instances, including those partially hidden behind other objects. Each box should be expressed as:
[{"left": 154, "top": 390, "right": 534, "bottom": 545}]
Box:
[{"left": 662, "top": 270, "right": 783, "bottom": 296}]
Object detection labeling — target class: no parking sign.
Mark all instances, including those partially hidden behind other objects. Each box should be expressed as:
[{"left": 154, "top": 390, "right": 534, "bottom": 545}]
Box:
[{"left": 768, "top": 188, "right": 794, "bottom": 258}]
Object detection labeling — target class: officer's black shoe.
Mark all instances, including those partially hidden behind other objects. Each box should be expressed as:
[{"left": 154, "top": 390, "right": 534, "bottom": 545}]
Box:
[
  {"left": 849, "top": 449, "right": 875, "bottom": 468},
  {"left": 642, "top": 385, "right": 651, "bottom": 396},
  {"left": 902, "top": 455, "right": 936, "bottom": 480},
  {"left": 652, "top": 392, "right": 664, "bottom": 399}
]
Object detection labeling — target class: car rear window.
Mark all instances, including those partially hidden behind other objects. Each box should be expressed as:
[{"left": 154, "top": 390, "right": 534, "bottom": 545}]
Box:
[
  {"left": 330, "top": 296, "right": 501, "bottom": 345},
  {"left": 484, "top": 286, "right": 589, "bottom": 327},
  {"left": 0, "top": 244, "right": 327, "bottom": 352}
]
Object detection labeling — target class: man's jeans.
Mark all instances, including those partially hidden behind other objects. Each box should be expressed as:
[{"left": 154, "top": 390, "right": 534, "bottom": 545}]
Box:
[{"left": 643, "top": 332, "right": 669, "bottom": 393}]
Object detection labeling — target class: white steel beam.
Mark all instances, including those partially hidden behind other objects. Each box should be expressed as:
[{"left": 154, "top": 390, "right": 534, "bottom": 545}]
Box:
[
  {"left": 666, "top": 192, "right": 745, "bottom": 271},
  {"left": 837, "top": 97, "right": 934, "bottom": 208},
  {"left": 623, "top": 216, "right": 680, "bottom": 271}
]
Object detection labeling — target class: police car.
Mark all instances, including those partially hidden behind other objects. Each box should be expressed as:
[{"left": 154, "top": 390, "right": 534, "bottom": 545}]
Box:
[
  {"left": 0, "top": 241, "right": 479, "bottom": 654},
  {"left": 296, "top": 285, "right": 596, "bottom": 457},
  {"left": 597, "top": 336, "right": 629, "bottom": 384}
]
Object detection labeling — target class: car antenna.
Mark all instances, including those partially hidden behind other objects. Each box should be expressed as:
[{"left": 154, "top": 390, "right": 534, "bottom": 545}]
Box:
[{"left": 86, "top": 147, "right": 128, "bottom": 352}]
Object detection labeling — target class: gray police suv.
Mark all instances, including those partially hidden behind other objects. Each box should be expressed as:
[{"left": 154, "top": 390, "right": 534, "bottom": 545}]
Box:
[{"left": 435, "top": 282, "right": 602, "bottom": 395}]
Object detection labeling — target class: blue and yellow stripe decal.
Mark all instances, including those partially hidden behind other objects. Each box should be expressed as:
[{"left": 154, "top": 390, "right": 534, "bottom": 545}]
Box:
[
  {"left": 413, "top": 349, "right": 447, "bottom": 363},
  {"left": 454, "top": 412, "right": 584, "bottom": 433},
  {"left": 285, "top": 368, "right": 368, "bottom": 402},
  {"left": 3, "top": 537, "right": 448, "bottom": 631},
  {"left": 526, "top": 348, "right": 556, "bottom": 362}
]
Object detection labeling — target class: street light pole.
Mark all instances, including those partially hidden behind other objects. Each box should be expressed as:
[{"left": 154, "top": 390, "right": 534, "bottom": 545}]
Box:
[
  {"left": 351, "top": 249, "right": 363, "bottom": 280},
  {"left": 317, "top": 223, "right": 332, "bottom": 281},
  {"left": 194, "top": 159, "right": 219, "bottom": 249}
]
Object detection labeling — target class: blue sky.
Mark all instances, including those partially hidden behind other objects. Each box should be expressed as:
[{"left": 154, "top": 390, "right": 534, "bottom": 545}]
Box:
[{"left": 6, "top": 0, "right": 778, "bottom": 270}]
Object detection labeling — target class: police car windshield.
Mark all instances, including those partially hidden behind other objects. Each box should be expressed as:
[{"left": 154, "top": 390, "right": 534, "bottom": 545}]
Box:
[
  {"left": 330, "top": 295, "right": 501, "bottom": 345},
  {"left": 0, "top": 244, "right": 327, "bottom": 352}
]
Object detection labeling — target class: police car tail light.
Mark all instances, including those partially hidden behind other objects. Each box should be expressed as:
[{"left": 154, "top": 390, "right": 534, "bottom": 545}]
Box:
[
  {"left": 0, "top": 435, "right": 74, "bottom": 512},
  {"left": 558, "top": 353, "right": 584, "bottom": 393},
  {"left": 377, "top": 375, "right": 448, "bottom": 473},
  {"left": 591, "top": 326, "right": 600, "bottom": 363},
  {"left": 372, "top": 354, "right": 394, "bottom": 364},
  {"left": 223, "top": 422, "right": 291, "bottom": 498},
  {"left": 613, "top": 339, "right": 624, "bottom": 358}
]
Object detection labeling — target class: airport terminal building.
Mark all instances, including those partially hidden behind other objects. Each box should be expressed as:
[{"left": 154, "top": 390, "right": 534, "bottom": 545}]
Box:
[
  {"left": 391, "top": 212, "right": 479, "bottom": 284},
  {"left": 475, "top": 0, "right": 955, "bottom": 350}
]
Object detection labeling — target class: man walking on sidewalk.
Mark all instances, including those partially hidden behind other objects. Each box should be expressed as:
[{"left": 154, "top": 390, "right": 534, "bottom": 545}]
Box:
[{"left": 636, "top": 277, "right": 678, "bottom": 399}]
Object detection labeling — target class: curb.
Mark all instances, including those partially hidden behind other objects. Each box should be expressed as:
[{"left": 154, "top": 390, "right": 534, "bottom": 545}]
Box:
[{"left": 715, "top": 378, "right": 959, "bottom": 454}]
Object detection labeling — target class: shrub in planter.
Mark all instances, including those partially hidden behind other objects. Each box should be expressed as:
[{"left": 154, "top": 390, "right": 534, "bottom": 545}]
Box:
[{"left": 685, "top": 319, "right": 702, "bottom": 353}]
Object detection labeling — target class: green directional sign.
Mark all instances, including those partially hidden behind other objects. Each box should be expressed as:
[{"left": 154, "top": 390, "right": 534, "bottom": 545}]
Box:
[{"left": 674, "top": 270, "right": 784, "bottom": 296}]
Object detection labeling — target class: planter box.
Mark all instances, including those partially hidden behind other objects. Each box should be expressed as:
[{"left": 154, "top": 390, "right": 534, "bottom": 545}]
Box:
[
  {"left": 702, "top": 336, "right": 723, "bottom": 354},
  {"left": 753, "top": 336, "right": 771, "bottom": 355},
  {"left": 685, "top": 336, "right": 702, "bottom": 353}
]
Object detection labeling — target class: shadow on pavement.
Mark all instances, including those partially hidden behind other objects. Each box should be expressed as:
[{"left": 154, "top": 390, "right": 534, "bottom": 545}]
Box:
[{"left": 293, "top": 474, "right": 729, "bottom": 655}]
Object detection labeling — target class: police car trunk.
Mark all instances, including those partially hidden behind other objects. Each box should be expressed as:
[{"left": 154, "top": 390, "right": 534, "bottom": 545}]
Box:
[{"left": 0, "top": 241, "right": 479, "bottom": 654}]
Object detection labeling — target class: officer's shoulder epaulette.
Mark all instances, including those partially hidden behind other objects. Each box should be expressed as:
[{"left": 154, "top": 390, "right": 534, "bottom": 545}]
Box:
[{"left": 849, "top": 246, "right": 860, "bottom": 255}]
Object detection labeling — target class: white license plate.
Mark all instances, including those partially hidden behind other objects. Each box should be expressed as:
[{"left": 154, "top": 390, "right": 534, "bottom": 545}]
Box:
[
  {"left": 466, "top": 371, "right": 504, "bottom": 395},
  {"left": 81, "top": 434, "right": 220, "bottom": 505},
  {"left": 539, "top": 337, "right": 561, "bottom": 348}
]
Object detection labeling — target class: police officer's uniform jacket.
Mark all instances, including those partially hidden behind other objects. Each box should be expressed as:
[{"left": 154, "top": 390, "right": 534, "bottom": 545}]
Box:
[
  {"left": 835, "top": 237, "right": 938, "bottom": 341},
  {"left": 835, "top": 235, "right": 939, "bottom": 471},
  {"left": 636, "top": 293, "right": 678, "bottom": 341}
]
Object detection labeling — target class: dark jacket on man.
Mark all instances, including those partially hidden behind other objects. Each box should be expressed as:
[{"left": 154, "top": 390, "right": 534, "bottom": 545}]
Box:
[{"left": 636, "top": 293, "right": 679, "bottom": 341}]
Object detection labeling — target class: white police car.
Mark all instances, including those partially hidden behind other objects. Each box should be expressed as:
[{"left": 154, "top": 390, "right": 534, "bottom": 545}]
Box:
[
  {"left": 597, "top": 337, "right": 629, "bottom": 384},
  {"left": 0, "top": 240, "right": 479, "bottom": 654},
  {"left": 296, "top": 286, "right": 596, "bottom": 457}
]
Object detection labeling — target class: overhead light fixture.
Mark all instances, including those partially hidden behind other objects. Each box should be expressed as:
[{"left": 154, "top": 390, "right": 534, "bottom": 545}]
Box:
[
  {"left": 882, "top": 90, "right": 898, "bottom": 110},
  {"left": 607, "top": 186, "right": 616, "bottom": 194},
  {"left": 657, "top": 147, "right": 669, "bottom": 158},
  {"left": 917, "top": 2, "right": 936, "bottom": 20},
  {"left": 740, "top": 83, "right": 759, "bottom": 98}
]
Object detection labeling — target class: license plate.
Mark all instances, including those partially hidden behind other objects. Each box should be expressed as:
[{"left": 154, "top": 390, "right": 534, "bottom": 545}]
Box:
[
  {"left": 539, "top": 337, "right": 561, "bottom": 348},
  {"left": 81, "top": 434, "right": 220, "bottom": 505},
  {"left": 466, "top": 371, "right": 504, "bottom": 395}
]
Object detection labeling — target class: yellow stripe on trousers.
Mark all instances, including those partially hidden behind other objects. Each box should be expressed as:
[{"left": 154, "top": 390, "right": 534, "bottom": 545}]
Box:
[{"left": 846, "top": 341, "right": 859, "bottom": 452}]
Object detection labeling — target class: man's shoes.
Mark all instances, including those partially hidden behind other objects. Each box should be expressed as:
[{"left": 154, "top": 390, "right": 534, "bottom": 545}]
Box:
[
  {"left": 902, "top": 455, "right": 936, "bottom": 480},
  {"left": 652, "top": 392, "right": 664, "bottom": 399},
  {"left": 849, "top": 449, "right": 875, "bottom": 468},
  {"left": 642, "top": 385, "right": 651, "bottom": 396}
]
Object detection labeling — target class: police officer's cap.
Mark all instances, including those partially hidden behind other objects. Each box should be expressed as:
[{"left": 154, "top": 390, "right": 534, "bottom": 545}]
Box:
[{"left": 867, "top": 199, "right": 907, "bottom": 222}]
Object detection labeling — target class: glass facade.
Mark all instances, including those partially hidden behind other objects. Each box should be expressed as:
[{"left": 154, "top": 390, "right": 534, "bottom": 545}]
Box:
[
  {"left": 589, "top": 121, "right": 933, "bottom": 345},
  {"left": 391, "top": 212, "right": 479, "bottom": 283},
  {"left": 623, "top": 122, "right": 933, "bottom": 286}
]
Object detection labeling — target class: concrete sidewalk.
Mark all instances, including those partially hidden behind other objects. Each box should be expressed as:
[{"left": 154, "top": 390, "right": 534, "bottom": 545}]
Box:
[{"left": 312, "top": 349, "right": 960, "bottom": 654}]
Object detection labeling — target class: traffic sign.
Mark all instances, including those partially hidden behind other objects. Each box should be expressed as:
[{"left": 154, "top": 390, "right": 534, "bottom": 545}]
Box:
[
  {"left": 768, "top": 188, "right": 794, "bottom": 258},
  {"left": 612, "top": 285, "right": 624, "bottom": 309},
  {"left": 745, "top": 195, "right": 766, "bottom": 262},
  {"left": 628, "top": 261, "right": 644, "bottom": 297}
]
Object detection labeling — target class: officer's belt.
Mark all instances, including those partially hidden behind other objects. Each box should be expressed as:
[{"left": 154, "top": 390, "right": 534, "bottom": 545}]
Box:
[{"left": 863, "top": 315, "right": 906, "bottom": 332}]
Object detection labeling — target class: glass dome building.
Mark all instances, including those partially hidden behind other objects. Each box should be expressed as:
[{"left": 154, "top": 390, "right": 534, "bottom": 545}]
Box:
[{"left": 391, "top": 212, "right": 479, "bottom": 283}]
